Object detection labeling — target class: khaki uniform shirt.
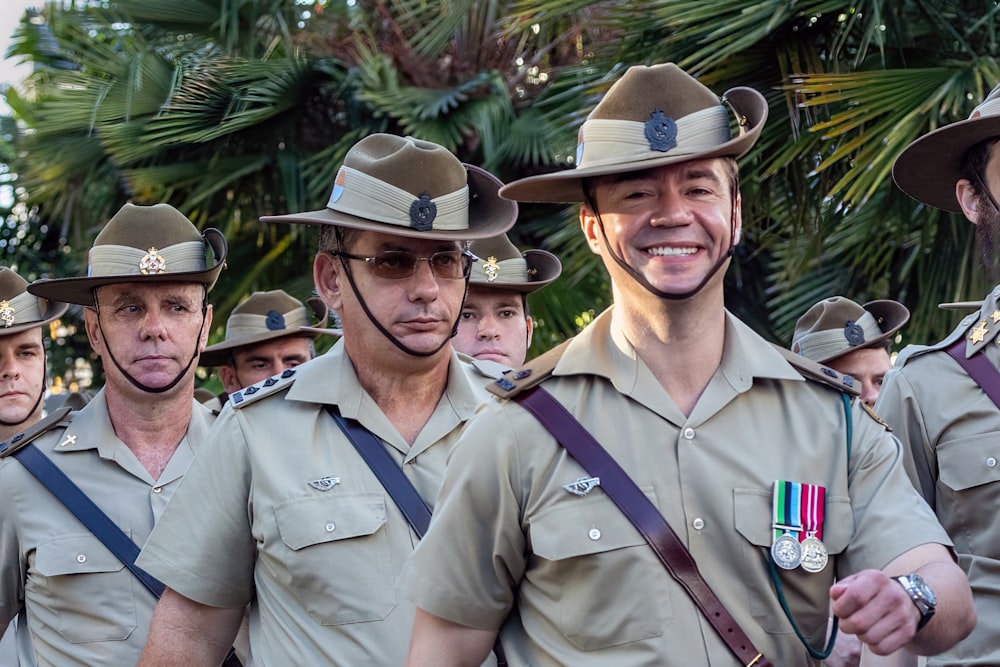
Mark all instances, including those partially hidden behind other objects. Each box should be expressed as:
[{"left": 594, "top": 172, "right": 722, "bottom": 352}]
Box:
[
  {"left": 877, "top": 285, "right": 1000, "bottom": 666},
  {"left": 0, "top": 390, "right": 214, "bottom": 666},
  {"left": 137, "top": 341, "right": 493, "bottom": 666},
  {"left": 402, "top": 308, "right": 950, "bottom": 667}
]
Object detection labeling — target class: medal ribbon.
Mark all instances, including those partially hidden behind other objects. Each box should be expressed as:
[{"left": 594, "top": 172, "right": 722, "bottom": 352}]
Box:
[
  {"left": 801, "top": 483, "right": 825, "bottom": 541},
  {"left": 772, "top": 480, "right": 802, "bottom": 539}
]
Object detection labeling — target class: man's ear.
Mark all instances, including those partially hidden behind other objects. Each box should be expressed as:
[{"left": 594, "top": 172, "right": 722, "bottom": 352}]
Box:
[
  {"left": 957, "top": 178, "right": 982, "bottom": 225},
  {"left": 218, "top": 365, "right": 241, "bottom": 394},
  {"left": 580, "top": 206, "right": 603, "bottom": 255},
  {"left": 314, "top": 252, "right": 344, "bottom": 311}
]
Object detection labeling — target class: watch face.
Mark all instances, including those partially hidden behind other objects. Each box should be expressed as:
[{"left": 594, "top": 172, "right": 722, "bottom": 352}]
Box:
[{"left": 908, "top": 574, "right": 937, "bottom": 605}]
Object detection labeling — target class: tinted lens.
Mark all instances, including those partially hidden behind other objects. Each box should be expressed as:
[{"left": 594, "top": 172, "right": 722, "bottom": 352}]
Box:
[
  {"left": 429, "top": 251, "right": 470, "bottom": 280},
  {"left": 370, "top": 251, "right": 419, "bottom": 279}
]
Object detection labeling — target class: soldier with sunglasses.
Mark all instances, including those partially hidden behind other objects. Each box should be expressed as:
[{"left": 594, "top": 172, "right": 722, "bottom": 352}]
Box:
[{"left": 136, "top": 134, "right": 516, "bottom": 666}]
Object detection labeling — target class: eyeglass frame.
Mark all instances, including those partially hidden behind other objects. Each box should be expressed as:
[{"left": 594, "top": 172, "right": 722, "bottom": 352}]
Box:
[{"left": 330, "top": 248, "right": 477, "bottom": 281}]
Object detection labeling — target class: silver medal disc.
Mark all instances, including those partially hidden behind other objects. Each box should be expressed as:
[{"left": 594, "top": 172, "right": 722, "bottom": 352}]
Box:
[
  {"left": 799, "top": 535, "right": 829, "bottom": 573},
  {"left": 770, "top": 532, "right": 802, "bottom": 570}
]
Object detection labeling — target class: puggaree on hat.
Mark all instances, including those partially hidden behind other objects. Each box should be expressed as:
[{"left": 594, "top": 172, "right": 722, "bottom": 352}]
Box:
[
  {"left": 27, "top": 203, "right": 227, "bottom": 307},
  {"left": 0, "top": 267, "right": 68, "bottom": 336},
  {"left": 199, "top": 290, "right": 331, "bottom": 367},
  {"left": 792, "top": 296, "right": 910, "bottom": 364},
  {"left": 261, "top": 134, "right": 517, "bottom": 240},
  {"left": 893, "top": 82, "right": 1000, "bottom": 213},
  {"left": 499, "top": 63, "right": 768, "bottom": 204},
  {"left": 469, "top": 234, "right": 561, "bottom": 294}
]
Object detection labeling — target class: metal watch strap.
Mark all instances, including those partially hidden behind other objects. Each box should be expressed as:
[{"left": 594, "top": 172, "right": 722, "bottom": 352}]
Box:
[
  {"left": 515, "top": 385, "right": 772, "bottom": 667},
  {"left": 13, "top": 442, "right": 243, "bottom": 667},
  {"left": 946, "top": 340, "right": 1000, "bottom": 408}
]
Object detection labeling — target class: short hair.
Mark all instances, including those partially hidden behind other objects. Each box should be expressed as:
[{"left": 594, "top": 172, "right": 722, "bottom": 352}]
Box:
[
  {"left": 318, "top": 226, "right": 363, "bottom": 254},
  {"left": 961, "top": 137, "right": 1000, "bottom": 194},
  {"left": 581, "top": 156, "right": 739, "bottom": 210}
]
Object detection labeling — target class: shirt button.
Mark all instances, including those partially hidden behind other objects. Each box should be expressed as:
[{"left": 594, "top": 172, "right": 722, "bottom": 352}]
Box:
[
  {"left": 152, "top": 487, "right": 162, "bottom": 494},
  {"left": 76, "top": 554, "right": 87, "bottom": 563},
  {"left": 692, "top": 518, "right": 705, "bottom": 530},
  {"left": 987, "top": 457, "right": 997, "bottom": 468},
  {"left": 588, "top": 528, "right": 601, "bottom": 540},
  {"left": 683, "top": 427, "right": 695, "bottom": 440},
  {"left": 325, "top": 522, "right": 336, "bottom": 532}
]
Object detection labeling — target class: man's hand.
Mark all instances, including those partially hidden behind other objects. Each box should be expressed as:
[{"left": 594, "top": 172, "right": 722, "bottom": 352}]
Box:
[{"left": 831, "top": 569, "right": 919, "bottom": 655}]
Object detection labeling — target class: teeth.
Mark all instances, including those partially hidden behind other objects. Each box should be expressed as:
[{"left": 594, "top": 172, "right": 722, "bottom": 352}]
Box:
[{"left": 648, "top": 246, "right": 697, "bottom": 256}]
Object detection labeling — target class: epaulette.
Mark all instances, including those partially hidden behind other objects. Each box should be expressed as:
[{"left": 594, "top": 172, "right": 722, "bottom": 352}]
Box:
[
  {"left": 488, "top": 339, "right": 572, "bottom": 400},
  {"left": 229, "top": 367, "right": 299, "bottom": 409},
  {"left": 861, "top": 402, "right": 891, "bottom": 431},
  {"left": 772, "top": 345, "right": 861, "bottom": 398},
  {"left": 0, "top": 407, "right": 73, "bottom": 458}
]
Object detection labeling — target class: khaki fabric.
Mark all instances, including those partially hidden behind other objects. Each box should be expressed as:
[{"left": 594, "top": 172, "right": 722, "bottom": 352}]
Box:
[
  {"left": 0, "top": 390, "right": 214, "bottom": 666},
  {"left": 401, "top": 308, "right": 950, "bottom": 667},
  {"left": 877, "top": 284, "right": 1000, "bottom": 666},
  {"left": 137, "top": 341, "right": 494, "bottom": 665}
]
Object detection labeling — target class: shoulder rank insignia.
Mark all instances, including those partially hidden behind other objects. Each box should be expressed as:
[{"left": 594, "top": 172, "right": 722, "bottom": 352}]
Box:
[
  {"left": 488, "top": 339, "right": 572, "bottom": 400},
  {"left": 861, "top": 402, "right": 891, "bottom": 431},
  {"left": 772, "top": 345, "right": 861, "bottom": 398},
  {"left": 0, "top": 407, "right": 74, "bottom": 458},
  {"left": 230, "top": 367, "right": 298, "bottom": 409}
]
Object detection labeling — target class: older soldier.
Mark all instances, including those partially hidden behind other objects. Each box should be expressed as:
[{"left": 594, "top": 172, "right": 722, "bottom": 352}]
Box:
[
  {"left": 877, "top": 82, "right": 1000, "bottom": 666},
  {"left": 0, "top": 267, "right": 68, "bottom": 665},
  {"left": 793, "top": 296, "right": 910, "bottom": 408},
  {"left": 0, "top": 203, "right": 225, "bottom": 666},
  {"left": 453, "top": 233, "right": 560, "bottom": 367},
  {"left": 136, "top": 134, "right": 516, "bottom": 665},
  {"left": 402, "top": 63, "right": 974, "bottom": 667},
  {"left": 200, "top": 289, "right": 330, "bottom": 400}
]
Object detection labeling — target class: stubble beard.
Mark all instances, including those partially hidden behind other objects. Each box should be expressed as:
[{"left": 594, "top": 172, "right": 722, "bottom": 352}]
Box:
[{"left": 976, "top": 191, "right": 1000, "bottom": 283}]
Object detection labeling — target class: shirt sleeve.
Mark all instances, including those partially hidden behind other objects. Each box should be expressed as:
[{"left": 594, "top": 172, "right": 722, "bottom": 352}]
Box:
[
  {"left": 876, "top": 366, "right": 937, "bottom": 504},
  {"left": 136, "top": 406, "right": 257, "bottom": 608},
  {"left": 0, "top": 460, "right": 26, "bottom": 627},
  {"left": 400, "top": 399, "right": 528, "bottom": 630}
]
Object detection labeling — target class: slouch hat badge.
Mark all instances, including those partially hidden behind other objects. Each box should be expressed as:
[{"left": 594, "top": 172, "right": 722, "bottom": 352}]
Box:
[{"left": 0, "top": 300, "right": 14, "bottom": 327}]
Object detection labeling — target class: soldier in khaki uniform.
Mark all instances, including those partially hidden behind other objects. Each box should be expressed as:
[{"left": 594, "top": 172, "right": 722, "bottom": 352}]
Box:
[
  {"left": 402, "top": 63, "right": 975, "bottom": 667},
  {"left": 199, "top": 289, "right": 332, "bottom": 402},
  {"left": 877, "top": 82, "right": 1000, "bottom": 666},
  {"left": 0, "top": 267, "right": 68, "bottom": 665},
  {"left": 793, "top": 296, "right": 910, "bottom": 407},
  {"left": 0, "top": 203, "right": 226, "bottom": 666},
  {"left": 453, "top": 233, "right": 561, "bottom": 368},
  {"left": 135, "top": 134, "right": 517, "bottom": 666}
]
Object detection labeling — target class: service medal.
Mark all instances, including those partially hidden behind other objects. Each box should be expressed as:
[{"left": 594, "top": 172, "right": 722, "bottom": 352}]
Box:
[
  {"left": 771, "top": 532, "right": 802, "bottom": 570},
  {"left": 799, "top": 533, "right": 829, "bottom": 573}
]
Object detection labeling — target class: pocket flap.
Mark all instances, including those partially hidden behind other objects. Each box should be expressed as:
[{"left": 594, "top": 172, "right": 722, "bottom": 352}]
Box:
[
  {"left": 734, "top": 487, "right": 854, "bottom": 554},
  {"left": 275, "top": 493, "right": 387, "bottom": 550},
  {"left": 531, "top": 492, "right": 648, "bottom": 560},
  {"left": 938, "top": 433, "right": 1000, "bottom": 492},
  {"left": 34, "top": 533, "right": 126, "bottom": 576}
]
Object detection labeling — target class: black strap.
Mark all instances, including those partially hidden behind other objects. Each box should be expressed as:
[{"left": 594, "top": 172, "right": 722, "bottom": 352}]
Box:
[
  {"left": 324, "top": 405, "right": 432, "bottom": 535},
  {"left": 13, "top": 443, "right": 243, "bottom": 667},
  {"left": 515, "top": 386, "right": 771, "bottom": 667},
  {"left": 324, "top": 405, "right": 508, "bottom": 666}
]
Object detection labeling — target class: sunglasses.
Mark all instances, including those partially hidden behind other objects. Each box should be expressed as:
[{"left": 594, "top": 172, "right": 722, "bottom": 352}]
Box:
[{"left": 332, "top": 249, "right": 475, "bottom": 281}]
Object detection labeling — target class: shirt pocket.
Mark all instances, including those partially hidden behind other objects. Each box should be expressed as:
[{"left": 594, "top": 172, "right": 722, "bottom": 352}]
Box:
[
  {"left": 938, "top": 432, "right": 1000, "bottom": 494},
  {"left": 273, "top": 493, "right": 394, "bottom": 626},
  {"left": 528, "top": 490, "right": 671, "bottom": 651},
  {"left": 734, "top": 488, "right": 854, "bottom": 636},
  {"left": 32, "top": 533, "right": 138, "bottom": 643}
]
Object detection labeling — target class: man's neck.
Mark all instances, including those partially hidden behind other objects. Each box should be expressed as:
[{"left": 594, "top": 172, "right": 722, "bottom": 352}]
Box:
[
  {"left": 353, "top": 348, "right": 453, "bottom": 447},
  {"left": 0, "top": 407, "right": 43, "bottom": 442},
  {"left": 104, "top": 384, "right": 194, "bottom": 478},
  {"left": 614, "top": 288, "right": 727, "bottom": 417}
]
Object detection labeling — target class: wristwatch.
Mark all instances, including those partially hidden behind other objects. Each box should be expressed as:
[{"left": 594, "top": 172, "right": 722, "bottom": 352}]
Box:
[{"left": 893, "top": 573, "right": 937, "bottom": 631}]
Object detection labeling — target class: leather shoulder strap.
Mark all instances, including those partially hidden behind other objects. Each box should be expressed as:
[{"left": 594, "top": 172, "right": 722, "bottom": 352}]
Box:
[
  {"left": 0, "top": 407, "right": 73, "bottom": 458},
  {"left": 773, "top": 345, "right": 861, "bottom": 397},
  {"left": 513, "top": 386, "right": 771, "bottom": 667},
  {"left": 946, "top": 340, "right": 1000, "bottom": 409},
  {"left": 488, "top": 339, "right": 572, "bottom": 399}
]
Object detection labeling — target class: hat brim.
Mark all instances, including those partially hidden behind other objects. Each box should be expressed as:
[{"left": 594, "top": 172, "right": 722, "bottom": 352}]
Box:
[
  {"left": 0, "top": 299, "right": 69, "bottom": 337},
  {"left": 470, "top": 249, "right": 562, "bottom": 294},
  {"left": 27, "top": 229, "right": 228, "bottom": 307},
  {"left": 893, "top": 116, "right": 1000, "bottom": 213},
  {"left": 499, "top": 87, "right": 768, "bottom": 204},
  {"left": 938, "top": 300, "right": 983, "bottom": 310},
  {"left": 199, "top": 296, "right": 329, "bottom": 367},
  {"left": 261, "top": 165, "right": 517, "bottom": 240}
]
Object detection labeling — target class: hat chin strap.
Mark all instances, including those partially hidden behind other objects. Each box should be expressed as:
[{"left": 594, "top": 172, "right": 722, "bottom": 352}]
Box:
[
  {"left": 0, "top": 371, "right": 46, "bottom": 428},
  {"left": 95, "top": 294, "right": 208, "bottom": 395},
  {"left": 337, "top": 254, "right": 467, "bottom": 359},
  {"left": 583, "top": 185, "right": 739, "bottom": 302}
]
